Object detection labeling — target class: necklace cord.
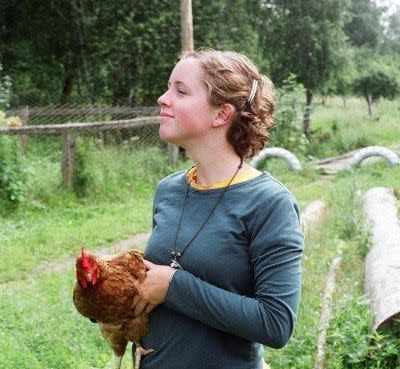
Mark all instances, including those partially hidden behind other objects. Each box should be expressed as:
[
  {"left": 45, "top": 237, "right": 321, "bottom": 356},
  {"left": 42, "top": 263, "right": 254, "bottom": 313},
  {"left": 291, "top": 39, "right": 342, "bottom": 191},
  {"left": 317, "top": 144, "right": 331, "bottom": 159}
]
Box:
[{"left": 171, "top": 158, "right": 244, "bottom": 265}]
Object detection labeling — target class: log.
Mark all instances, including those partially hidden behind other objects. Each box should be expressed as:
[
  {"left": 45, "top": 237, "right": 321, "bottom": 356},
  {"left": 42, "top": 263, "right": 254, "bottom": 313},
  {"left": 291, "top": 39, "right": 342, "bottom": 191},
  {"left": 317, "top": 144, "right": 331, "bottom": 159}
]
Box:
[
  {"left": 301, "top": 200, "right": 326, "bottom": 234},
  {"left": 362, "top": 187, "right": 400, "bottom": 330},
  {"left": 313, "top": 240, "right": 344, "bottom": 369}
]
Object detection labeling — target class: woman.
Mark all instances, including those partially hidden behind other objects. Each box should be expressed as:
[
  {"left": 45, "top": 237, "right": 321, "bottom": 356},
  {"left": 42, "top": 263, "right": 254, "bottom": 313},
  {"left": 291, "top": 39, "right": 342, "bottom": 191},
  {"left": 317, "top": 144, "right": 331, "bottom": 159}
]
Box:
[{"left": 134, "top": 49, "right": 304, "bottom": 369}]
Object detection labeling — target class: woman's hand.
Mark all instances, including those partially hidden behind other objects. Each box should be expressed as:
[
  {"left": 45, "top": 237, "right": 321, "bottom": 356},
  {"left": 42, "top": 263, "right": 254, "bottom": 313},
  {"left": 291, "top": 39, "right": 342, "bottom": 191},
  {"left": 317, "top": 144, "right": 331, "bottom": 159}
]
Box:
[{"left": 133, "top": 260, "right": 176, "bottom": 316}]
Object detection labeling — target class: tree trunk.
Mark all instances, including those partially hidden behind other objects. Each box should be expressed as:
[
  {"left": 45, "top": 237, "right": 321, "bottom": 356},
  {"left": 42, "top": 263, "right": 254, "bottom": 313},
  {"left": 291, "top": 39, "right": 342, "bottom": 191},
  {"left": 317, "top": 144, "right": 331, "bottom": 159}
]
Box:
[
  {"left": 60, "top": 55, "right": 77, "bottom": 105},
  {"left": 342, "top": 96, "right": 347, "bottom": 108},
  {"left": 71, "top": 0, "right": 96, "bottom": 103},
  {"left": 303, "top": 88, "right": 313, "bottom": 138},
  {"left": 366, "top": 94, "right": 373, "bottom": 118}
]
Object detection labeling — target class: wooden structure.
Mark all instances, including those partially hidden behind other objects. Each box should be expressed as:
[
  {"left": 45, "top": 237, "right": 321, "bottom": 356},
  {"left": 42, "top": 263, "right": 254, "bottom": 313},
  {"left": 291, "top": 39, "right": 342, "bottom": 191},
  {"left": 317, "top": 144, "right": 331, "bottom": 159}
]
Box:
[{"left": 0, "top": 116, "right": 158, "bottom": 190}]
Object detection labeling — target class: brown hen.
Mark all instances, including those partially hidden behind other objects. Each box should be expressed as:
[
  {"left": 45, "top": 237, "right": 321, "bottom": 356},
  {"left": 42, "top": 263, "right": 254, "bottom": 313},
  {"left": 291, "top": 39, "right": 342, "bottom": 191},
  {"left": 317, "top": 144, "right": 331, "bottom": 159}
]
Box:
[{"left": 73, "top": 247, "right": 154, "bottom": 369}]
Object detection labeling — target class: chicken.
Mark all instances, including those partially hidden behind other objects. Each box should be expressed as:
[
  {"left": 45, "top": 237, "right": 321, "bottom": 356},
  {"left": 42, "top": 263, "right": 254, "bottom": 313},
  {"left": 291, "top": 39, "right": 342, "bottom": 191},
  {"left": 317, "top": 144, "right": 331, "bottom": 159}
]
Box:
[{"left": 73, "top": 247, "right": 155, "bottom": 369}]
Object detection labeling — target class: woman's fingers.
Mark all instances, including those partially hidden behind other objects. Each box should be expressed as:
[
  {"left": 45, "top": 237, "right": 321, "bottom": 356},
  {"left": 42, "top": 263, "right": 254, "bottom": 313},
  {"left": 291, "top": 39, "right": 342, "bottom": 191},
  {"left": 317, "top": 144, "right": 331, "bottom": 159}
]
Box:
[
  {"left": 143, "top": 260, "right": 156, "bottom": 270},
  {"left": 131, "top": 295, "right": 141, "bottom": 308},
  {"left": 145, "top": 303, "right": 157, "bottom": 314},
  {"left": 134, "top": 299, "right": 148, "bottom": 317}
]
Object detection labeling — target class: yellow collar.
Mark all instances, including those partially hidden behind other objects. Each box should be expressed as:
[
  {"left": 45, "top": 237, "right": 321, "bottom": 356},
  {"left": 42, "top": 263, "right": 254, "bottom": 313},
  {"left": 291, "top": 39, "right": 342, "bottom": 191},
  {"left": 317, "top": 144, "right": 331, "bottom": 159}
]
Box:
[{"left": 186, "top": 167, "right": 261, "bottom": 190}]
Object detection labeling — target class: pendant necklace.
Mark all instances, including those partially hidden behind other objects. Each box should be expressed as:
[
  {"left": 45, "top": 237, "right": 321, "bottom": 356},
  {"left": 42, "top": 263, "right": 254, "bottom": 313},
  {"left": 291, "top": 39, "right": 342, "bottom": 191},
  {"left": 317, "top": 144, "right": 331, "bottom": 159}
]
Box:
[{"left": 170, "top": 158, "right": 244, "bottom": 270}]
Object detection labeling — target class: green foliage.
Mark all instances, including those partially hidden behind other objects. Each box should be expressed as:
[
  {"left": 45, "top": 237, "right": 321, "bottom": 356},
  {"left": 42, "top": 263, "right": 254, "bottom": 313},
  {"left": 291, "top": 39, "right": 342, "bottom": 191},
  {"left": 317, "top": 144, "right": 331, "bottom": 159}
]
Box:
[
  {"left": 0, "top": 64, "right": 12, "bottom": 109},
  {"left": 0, "top": 113, "right": 28, "bottom": 211},
  {"left": 327, "top": 295, "right": 400, "bottom": 369},
  {"left": 344, "top": 0, "right": 383, "bottom": 48},
  {"left": 73, "top": 136, "right": 96, "bottom": 197},
  {"left": 271, "top": 75, "right": 308, "bottom": 154},
  {"left": 262, "top": 0, "right": 350, "bottom": 91},
  {"left": 353, "top": 65, "right": 400, "bottom": 102},
  {"left": 70, "top": 138, "right": 173, "bottom": 201}
]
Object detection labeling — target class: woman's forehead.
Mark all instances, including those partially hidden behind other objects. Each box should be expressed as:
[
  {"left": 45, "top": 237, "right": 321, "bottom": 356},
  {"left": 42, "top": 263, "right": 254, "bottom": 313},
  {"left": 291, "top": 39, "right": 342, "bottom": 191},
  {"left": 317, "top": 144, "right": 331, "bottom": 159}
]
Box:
[{"left": 169, "top": 58, "right": 203, "bottom": 87}]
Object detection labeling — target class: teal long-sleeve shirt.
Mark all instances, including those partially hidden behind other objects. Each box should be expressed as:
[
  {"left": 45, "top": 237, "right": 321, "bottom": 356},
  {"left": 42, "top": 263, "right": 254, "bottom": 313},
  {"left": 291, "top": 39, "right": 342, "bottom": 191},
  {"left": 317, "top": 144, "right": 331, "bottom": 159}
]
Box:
[{"left": 138, "top": 170, "right": 304, "bottom": 369}]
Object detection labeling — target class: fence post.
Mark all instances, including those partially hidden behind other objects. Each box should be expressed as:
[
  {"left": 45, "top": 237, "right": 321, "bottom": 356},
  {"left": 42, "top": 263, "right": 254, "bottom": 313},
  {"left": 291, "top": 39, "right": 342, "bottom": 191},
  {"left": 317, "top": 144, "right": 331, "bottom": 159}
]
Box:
[
  {"left": 62, "top": 133, "right": 76, "bottom": 190},
  {"left": 168, "top": 143, "right": 179, "bottom": 168},
  {"left": 18, "top": 106, "right": 30, "bottom": 151}
]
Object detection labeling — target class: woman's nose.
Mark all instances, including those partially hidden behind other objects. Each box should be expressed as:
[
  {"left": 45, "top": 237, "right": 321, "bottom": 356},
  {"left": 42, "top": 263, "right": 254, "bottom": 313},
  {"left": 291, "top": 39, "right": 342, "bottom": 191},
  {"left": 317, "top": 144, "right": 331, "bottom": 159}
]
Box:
[{"left": 157, "top": 90, "right": 171, "bottom": 107}]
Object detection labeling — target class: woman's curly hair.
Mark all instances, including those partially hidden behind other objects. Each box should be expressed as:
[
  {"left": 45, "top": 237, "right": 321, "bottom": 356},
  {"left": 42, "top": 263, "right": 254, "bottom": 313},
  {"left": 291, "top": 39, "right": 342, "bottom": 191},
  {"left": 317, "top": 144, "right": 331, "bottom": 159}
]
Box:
[{"left": 180, "top": 49, "right": 275, "bottom": 159}]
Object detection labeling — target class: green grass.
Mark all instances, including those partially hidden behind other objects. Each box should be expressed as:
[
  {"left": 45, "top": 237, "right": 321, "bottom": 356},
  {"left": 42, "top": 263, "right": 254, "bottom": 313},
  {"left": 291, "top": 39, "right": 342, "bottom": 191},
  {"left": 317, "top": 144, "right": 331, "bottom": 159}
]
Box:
[
  {"left": 0, "top": 272, "right": 132, "bottom": 369},
  {"left": 309, "top": 97, "right": 400, "bottom": 158},
  {"left": 265, "top": 163, "right": 400, "bottom": 368},
  {"left": 1, "top": 97, "right": 400, "bottom": 368}
]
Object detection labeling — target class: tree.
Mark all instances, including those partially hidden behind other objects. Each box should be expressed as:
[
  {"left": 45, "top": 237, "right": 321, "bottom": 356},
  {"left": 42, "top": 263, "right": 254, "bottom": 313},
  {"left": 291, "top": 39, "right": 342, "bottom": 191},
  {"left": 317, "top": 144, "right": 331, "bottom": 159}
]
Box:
[
  {"left": 353, "top": 63, "right": 399, "bottom": 117},
  {"left": 344, "top": 0, "right": 383, "bottom": 48},
  {"left": 259, "top": 0, "right": 350, "bottom": 137}
]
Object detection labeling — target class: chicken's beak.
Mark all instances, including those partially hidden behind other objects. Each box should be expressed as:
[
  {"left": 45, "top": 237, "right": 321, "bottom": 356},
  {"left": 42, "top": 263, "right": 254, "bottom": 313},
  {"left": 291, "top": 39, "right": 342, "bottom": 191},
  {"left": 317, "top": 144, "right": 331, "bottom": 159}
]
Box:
[{"left": 85, "top": 272, "right": 92, "bottom": 283}]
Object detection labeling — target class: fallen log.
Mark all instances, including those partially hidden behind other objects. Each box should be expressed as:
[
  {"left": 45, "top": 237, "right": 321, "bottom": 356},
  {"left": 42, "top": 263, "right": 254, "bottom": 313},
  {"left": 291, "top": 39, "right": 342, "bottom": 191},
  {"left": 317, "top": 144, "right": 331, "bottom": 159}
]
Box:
[
  {"left": 301, "top": 200, "right": 326, "bottom": 234},
  {"left": 362, "top": 187, "right": 400, "bottom": 330}
]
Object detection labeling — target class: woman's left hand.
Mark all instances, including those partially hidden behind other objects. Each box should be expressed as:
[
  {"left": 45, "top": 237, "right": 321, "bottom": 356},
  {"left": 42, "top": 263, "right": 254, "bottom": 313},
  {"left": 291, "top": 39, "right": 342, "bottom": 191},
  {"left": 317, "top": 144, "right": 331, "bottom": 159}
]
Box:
[{"left": 134, "top": 260, "right": 175, "bottom": 316}]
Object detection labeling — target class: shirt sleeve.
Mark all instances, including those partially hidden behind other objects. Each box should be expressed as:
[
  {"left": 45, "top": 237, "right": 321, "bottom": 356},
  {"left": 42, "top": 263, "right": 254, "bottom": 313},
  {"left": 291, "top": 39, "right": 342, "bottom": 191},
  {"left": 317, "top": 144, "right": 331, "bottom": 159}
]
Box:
[{"left": 164, "top": 191, "right": 304, "bottom": 348}]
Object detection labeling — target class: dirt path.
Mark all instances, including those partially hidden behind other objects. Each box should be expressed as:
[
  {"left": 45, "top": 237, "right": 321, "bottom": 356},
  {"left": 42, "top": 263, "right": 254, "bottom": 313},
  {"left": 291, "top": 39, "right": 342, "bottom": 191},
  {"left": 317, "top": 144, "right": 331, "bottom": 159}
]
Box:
[{"left": 0, "top": 232, "right": 150, "bottom": 289}]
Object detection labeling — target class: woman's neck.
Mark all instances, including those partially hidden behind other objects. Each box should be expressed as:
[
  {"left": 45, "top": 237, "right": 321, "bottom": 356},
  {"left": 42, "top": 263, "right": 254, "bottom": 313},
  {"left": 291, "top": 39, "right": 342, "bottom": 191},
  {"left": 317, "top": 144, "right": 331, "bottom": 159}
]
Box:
[{"left": 186, "top": 146, "right": 255, "bottom": 187}]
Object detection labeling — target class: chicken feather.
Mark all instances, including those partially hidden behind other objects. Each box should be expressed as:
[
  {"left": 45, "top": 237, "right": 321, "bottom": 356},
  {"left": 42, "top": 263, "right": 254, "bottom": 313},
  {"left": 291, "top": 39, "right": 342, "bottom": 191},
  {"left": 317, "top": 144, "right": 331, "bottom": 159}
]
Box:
[{"left": 73, "top": 248, "right": 154, "bottom": 369}]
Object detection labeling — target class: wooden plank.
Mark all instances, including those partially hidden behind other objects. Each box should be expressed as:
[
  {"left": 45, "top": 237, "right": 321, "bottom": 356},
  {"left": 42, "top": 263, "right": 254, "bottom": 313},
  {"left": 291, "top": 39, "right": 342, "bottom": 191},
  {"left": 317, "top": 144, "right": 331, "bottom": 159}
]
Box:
[{"left": 0, "top": 116, "right": 159, "bottom": 136}]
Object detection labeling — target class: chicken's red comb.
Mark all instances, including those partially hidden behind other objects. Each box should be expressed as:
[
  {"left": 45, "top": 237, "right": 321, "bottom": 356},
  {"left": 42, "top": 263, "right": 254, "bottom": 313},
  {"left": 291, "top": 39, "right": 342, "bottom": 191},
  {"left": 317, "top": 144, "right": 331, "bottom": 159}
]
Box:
[{"left": 79, "top": 247, "right": 90, "bottom": 268}]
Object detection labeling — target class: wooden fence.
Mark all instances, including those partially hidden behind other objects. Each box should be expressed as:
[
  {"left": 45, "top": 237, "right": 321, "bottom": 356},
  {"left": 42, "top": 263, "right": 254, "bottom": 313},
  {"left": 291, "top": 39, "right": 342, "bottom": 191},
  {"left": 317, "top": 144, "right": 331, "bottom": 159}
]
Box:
[
  {"left": 0, "top": 116, "right": 179, "bottom": 189},
  {"left": 5, "top": 105, "right": 159, "bottom": 121}
]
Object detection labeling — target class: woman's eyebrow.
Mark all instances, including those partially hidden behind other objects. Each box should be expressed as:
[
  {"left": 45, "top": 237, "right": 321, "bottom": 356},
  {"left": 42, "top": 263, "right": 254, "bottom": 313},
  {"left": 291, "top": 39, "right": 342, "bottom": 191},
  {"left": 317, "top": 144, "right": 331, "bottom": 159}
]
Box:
[{"left": 167, "top": 80, "right": 189, "bottom": 88}]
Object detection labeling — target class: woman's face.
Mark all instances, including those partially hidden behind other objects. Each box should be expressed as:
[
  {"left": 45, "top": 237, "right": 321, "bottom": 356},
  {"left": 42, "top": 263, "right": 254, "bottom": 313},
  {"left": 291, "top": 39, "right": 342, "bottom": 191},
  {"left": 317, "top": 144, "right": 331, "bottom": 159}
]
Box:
[{"left": 157, "top": 57, "right": 218, "bottom": 147}]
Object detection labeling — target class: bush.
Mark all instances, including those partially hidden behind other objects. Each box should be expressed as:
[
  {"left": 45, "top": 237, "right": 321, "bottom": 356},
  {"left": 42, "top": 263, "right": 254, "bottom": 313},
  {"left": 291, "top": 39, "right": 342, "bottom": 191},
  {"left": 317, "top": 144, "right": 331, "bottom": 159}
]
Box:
[
  {"left": 271, "top": 74, "right": 308, "bottom": 154},
  {"left": 0, "top": 113, "right": 28, "bottom": 211},
  {"left": 327, "top": 295, "right": 400, "bottom": 369},
  {"left": 0, "top": 64, "right": 12, "bottom": 110}
]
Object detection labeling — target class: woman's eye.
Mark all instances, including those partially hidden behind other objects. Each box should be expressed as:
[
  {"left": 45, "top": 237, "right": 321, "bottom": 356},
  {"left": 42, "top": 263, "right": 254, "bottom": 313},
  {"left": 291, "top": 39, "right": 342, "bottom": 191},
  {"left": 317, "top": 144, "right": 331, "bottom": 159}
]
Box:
[{"left": 177, "top": 89, "right": 187, "bottom": 95}]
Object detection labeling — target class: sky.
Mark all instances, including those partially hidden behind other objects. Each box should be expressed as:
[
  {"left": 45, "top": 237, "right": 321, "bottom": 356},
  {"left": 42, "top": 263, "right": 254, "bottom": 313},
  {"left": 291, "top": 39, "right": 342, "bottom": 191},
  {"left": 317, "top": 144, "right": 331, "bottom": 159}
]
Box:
[
  {"left": 374, "top": 0, "right": 400, "bottom": 14},
  {"left": 373, "top": 0, "right": 399, "bottom": 29}
]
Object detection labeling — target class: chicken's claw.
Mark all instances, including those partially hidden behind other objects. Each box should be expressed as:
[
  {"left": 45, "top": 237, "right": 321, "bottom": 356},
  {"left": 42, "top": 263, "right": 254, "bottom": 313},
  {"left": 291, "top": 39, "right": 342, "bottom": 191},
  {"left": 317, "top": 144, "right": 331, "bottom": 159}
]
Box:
[{"left": 134, "top": 344, "right": 155, "bottom": 369}]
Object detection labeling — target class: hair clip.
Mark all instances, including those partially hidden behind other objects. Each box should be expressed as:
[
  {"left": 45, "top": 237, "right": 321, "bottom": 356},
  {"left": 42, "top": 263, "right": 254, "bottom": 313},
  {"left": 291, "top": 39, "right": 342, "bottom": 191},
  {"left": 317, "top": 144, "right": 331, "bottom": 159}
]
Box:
[{"left": 247, "top": 79, "right": 258, "bottom": 105}]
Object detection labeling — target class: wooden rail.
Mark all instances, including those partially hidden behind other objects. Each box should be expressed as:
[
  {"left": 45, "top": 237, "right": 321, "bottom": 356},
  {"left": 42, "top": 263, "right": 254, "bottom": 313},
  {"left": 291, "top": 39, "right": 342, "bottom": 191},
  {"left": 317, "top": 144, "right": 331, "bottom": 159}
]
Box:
[
  {"left": 5, "top": 106, "right": 158, "bottom": 117},
  {"left": 0, "top": 116, "right": 178, "bottom": 191},
  {"left": 0, "top": 116, "right": 159, "bottom": 135}
]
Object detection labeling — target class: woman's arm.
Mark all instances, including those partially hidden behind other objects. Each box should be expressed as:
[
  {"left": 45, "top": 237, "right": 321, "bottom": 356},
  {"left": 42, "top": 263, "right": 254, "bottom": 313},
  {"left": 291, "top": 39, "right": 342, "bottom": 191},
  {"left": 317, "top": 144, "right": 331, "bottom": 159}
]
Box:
[{"left": 141, "top": 191, "right": 304, "bottom": 348}]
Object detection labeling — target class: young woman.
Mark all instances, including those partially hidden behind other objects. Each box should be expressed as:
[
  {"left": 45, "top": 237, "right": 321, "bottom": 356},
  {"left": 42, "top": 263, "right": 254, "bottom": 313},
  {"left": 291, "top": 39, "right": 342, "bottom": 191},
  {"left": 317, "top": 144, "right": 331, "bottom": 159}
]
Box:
[{"left": 134, "top": 49, "right": 304, "bottom": 369}]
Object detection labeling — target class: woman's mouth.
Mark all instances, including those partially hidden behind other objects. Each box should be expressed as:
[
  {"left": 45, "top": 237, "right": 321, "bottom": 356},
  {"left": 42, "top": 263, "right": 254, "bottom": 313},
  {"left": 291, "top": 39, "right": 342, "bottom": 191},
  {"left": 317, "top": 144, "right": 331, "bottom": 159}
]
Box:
[{"left": 159, "top": 113, "right": 174, "bottom": 121}]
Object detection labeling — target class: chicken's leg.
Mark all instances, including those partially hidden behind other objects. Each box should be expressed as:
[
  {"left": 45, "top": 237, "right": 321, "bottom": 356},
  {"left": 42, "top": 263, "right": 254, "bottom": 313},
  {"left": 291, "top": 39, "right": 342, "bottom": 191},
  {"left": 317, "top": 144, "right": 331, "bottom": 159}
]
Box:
[{"left": 134, "top": 343, "right": 155, "bottom": 369}]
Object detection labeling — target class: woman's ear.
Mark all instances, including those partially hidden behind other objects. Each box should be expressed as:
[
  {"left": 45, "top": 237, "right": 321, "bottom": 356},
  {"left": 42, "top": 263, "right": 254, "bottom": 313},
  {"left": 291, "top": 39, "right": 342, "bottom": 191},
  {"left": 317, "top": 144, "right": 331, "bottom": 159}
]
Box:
[{"left": 212, "top": 103, "right": 236, "bottom": 128}]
